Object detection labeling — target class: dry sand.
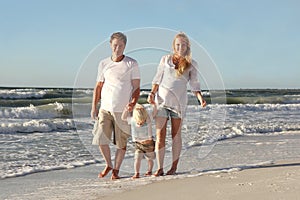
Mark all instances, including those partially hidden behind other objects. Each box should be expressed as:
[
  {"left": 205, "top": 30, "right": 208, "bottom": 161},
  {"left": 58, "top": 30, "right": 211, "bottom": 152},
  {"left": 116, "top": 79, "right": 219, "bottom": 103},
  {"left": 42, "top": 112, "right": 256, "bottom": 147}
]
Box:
[
  {"left": 102, "top": 161, "right": 300, "bottom": 200},
  {"left": 2, "top": 161, "right": 299, "bottom": 200}
]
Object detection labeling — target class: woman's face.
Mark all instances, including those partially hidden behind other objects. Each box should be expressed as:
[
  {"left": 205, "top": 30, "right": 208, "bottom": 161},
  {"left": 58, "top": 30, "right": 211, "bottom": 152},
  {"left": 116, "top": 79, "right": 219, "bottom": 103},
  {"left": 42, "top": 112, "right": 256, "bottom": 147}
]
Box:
[
  {"left": 110, "top": 38, "right": 126, "bottom": 57},
  {"left": 174, "top": 37, "right": 188, "bottom": 57}
]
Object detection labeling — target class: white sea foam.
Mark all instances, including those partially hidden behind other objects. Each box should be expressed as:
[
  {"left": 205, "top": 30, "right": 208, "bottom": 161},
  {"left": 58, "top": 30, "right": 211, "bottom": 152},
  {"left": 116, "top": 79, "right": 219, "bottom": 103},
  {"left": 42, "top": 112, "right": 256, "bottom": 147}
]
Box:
[
  {"left": 0, "top": 88, "right": 46, "bottom": 99},
  {"left": 0, "top": 102, "right": 72, "bottom": 119},
  {"left": 0, "top": 119, "right": 76, "bottom": 133},
  {"left": 0, "top": 160, "right": 98, "bottom": 179}
]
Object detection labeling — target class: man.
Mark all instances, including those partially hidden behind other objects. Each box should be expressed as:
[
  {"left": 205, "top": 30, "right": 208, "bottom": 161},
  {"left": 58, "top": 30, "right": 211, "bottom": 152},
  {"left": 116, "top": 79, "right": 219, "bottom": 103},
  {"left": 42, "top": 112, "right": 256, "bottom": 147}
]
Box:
[{"left": 91, "top": 32, "right": 140, "bottom": 180}]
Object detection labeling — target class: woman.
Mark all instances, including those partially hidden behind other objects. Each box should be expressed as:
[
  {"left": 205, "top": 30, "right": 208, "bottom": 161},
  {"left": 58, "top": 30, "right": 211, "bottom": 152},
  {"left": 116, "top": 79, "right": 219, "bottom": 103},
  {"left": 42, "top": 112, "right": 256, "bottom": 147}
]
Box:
[{"left": 147, "top": 32, "right": 206, "bottom": 176}]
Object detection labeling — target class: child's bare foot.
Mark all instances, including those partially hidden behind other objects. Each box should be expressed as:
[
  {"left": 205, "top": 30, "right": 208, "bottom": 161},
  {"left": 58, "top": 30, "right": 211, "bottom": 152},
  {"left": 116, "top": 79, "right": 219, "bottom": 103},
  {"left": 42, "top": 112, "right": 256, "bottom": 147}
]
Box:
[
  {"left": 131, "top": 173, "right": 140, "bottom": 179},
  {"left": 153, "top": 168, "right": 164, "bottom": 177},
  {"left": 98, "top": 166, "right": 112, "bottom": 178},
  {"left": 111, "top": 169, "right": 120, "bottom": 180},
  {"left": 166, "top": 168, "right": 177, "bottom": 175},
  {"left": 144, "top": 171, "right": 152, "bottom": 176}
]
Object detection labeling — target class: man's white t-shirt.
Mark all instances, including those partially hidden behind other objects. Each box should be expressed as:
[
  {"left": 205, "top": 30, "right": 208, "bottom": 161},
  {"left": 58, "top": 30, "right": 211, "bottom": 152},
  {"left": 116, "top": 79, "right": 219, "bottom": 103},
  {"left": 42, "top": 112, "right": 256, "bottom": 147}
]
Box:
[{"left": 96, "top": 56, "right": 140, "bottom": 112}]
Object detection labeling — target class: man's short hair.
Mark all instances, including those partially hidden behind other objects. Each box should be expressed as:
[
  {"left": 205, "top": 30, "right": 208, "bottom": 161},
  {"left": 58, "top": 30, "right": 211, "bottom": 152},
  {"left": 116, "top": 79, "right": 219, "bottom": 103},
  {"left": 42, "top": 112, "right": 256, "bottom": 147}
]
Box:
[{"left": 110, "top": 32, "right": 127, "bottom": 45}]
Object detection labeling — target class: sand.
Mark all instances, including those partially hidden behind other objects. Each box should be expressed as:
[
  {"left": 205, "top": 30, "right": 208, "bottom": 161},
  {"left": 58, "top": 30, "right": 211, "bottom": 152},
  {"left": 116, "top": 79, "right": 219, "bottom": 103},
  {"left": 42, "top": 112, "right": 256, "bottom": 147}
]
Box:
[
  {"left": 1, "top": 161, "right": 299, "bottom": 200},
  {"left": 102, "top": 161, "right": 300, "bottom": 200}
]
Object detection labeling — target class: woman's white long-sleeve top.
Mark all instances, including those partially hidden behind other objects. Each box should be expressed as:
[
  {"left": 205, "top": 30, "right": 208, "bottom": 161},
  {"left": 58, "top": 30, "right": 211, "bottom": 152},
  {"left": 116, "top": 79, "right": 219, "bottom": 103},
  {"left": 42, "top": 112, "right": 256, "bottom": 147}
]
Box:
[{"left": 152, "top": 55, "right": 201, "bottom": 117}]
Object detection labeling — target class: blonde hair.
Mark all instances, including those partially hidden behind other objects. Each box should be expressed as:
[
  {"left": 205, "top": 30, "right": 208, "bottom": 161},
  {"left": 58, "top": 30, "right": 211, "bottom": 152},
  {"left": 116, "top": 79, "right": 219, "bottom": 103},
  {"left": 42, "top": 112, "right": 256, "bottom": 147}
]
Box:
[
  {"left": 132, "top": 104, "right": 148, "bottom": 122},
  {"left": 172, "top": 32, "right": 192, "bottom": 77}
]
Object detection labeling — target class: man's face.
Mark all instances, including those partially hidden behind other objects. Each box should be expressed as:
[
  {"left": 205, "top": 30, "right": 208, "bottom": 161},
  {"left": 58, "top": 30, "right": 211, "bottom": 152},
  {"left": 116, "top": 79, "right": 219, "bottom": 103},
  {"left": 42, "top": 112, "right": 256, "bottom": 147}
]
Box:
[{"left": 110, "top": 38, "right": 126, "bottom": 57}]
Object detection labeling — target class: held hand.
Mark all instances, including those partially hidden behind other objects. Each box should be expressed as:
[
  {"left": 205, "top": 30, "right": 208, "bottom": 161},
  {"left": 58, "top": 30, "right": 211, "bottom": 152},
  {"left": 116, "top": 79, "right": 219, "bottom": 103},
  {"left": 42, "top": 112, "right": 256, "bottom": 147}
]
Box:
[
  {"left": 126, "top": 102, "right": 135, "bottom": 112},
  {"left": 147, "top": 93, "right": 155, "bottom": 104}
]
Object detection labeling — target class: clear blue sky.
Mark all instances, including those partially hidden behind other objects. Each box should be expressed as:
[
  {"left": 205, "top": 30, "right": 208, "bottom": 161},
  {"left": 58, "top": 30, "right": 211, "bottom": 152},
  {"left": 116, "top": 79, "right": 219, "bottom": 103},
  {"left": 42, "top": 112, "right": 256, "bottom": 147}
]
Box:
[{"left": 0, "top": 0, "right": 299, "bottom": 89}]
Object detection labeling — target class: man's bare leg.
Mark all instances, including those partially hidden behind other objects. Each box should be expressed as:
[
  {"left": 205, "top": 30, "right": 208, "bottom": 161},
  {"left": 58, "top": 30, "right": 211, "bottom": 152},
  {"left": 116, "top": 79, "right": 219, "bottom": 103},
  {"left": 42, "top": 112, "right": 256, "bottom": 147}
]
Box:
[{"left": 98, "top": 144, "right": 113, "bottom": 178}]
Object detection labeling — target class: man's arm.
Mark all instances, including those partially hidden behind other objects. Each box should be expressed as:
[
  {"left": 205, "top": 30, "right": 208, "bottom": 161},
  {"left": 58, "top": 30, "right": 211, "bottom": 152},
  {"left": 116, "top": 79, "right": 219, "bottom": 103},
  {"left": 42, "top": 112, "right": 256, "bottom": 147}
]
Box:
[
  {"left": 126, "top": 79, "right": 140, "bottom": 112},
  {"left": 121, "top": 108, "right": 129, "bottom": 121},
  {"left": 91, "top": 81, "right": 104, "bottom": 119}
]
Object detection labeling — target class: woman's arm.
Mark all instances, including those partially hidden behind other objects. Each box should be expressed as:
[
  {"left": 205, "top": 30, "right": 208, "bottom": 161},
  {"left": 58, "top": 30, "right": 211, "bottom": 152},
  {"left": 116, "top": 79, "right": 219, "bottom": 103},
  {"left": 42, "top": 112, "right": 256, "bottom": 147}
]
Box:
[
  {"left": 151, "top": 103, "right": 158, "bottom": 118},
  {"left": 194, "top": 91, "right": 207, "bottom": 107},
  {"left": 146, "top": 116, "right": 153, "bottom": 140},
  {"left": 147, "top": 84, "right": 159, "bottom": 104},
  {"left": 147, "top": 56, "right": 166, "bottom": 105}
]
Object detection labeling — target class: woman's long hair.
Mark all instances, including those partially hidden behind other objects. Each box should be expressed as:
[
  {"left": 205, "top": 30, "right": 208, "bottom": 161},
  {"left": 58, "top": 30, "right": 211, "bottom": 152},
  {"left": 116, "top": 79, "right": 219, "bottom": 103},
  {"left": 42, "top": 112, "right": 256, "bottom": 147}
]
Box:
[{"left": 172, "top": 32, "right": 192, "bottom": 77}]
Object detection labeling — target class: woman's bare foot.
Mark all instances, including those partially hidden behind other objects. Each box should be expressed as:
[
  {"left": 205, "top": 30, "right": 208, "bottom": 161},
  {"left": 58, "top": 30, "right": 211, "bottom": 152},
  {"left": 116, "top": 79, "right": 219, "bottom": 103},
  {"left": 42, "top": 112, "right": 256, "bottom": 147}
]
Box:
[
  {"left": 111, "top": 169, "right": 120, "bottom": 180},
  {"left": 153, "top": 168, "right": 164, "bottom": 177},
  {"left": 98, "top": 166, "right": 112, "bottom": 178},
  {"left": 131, "top": 173, "right": 140, "bottom": 179},
  {"left": 166, "top": 168, "right": 177, "bottom": 175}
]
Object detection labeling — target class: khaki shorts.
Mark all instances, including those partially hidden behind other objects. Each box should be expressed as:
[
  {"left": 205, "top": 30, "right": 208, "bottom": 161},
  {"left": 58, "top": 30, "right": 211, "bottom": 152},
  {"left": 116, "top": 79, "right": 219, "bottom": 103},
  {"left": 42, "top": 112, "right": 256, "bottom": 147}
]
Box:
[
  {"left": 92, "top": 109, "right": 131, "bottom": 149},
  {"left": 134, "top": 140, "right": 155, "bottom": 160}
]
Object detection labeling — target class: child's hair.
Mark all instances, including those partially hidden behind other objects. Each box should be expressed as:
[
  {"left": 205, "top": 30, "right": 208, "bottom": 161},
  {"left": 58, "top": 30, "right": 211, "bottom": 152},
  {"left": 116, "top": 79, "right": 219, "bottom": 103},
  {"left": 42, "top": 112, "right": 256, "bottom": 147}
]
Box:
[{"left": 133, "top": 104, "right": 148, "bottom": 122}]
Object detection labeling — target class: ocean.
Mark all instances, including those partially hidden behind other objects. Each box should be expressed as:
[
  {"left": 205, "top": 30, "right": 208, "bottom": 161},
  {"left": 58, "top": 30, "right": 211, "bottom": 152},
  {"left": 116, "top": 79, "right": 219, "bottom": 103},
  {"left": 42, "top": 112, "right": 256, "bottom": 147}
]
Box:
[{"left": 1, "top": 87, "right": 300, "bottom": 198}]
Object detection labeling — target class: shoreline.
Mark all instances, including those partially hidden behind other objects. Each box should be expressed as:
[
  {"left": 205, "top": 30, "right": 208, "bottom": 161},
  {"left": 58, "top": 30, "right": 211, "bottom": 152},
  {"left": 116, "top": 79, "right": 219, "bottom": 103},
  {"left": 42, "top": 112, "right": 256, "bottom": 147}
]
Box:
[
  {"left": 1, "top": 132, "right": 300, "bottom": 200},
  {"left": 1, "top": 133, "right": 300, "bottom": 200},
  {"left": 103, "top": 160, "right": 300, "bottom": 200},
  {"left": 1, "top": 160, "right": 299, "bottom": 200}
]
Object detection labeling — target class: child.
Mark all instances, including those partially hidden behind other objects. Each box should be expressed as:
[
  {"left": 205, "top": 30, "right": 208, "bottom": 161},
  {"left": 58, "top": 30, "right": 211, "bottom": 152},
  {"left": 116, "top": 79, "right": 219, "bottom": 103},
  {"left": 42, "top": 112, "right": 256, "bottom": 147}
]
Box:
[{"left": 122, "top": 103, "right": 157, "bottom": 179}]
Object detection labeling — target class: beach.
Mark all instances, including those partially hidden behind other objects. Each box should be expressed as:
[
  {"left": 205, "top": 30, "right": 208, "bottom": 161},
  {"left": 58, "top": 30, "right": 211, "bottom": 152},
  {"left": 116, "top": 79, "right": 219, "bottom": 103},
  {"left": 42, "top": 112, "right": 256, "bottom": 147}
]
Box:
[
  {"left": 103, "top": 160, "right": 300, "bottom": 200},
  {"left": 1, "top": 159, "right": 299, "bottom": 200},
  {"left": 1, "top": 88, "right": 300, "bottom": 199},
  {"left": 1, "top": 131, "right": 300, "bottom": 200}
]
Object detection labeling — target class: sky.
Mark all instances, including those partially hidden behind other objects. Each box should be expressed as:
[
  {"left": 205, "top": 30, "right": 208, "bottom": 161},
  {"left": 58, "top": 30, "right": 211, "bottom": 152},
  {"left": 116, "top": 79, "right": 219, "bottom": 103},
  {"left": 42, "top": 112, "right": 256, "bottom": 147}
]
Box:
[{"left": 0, "top": 0, "right": 299, "bottom": 89}]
